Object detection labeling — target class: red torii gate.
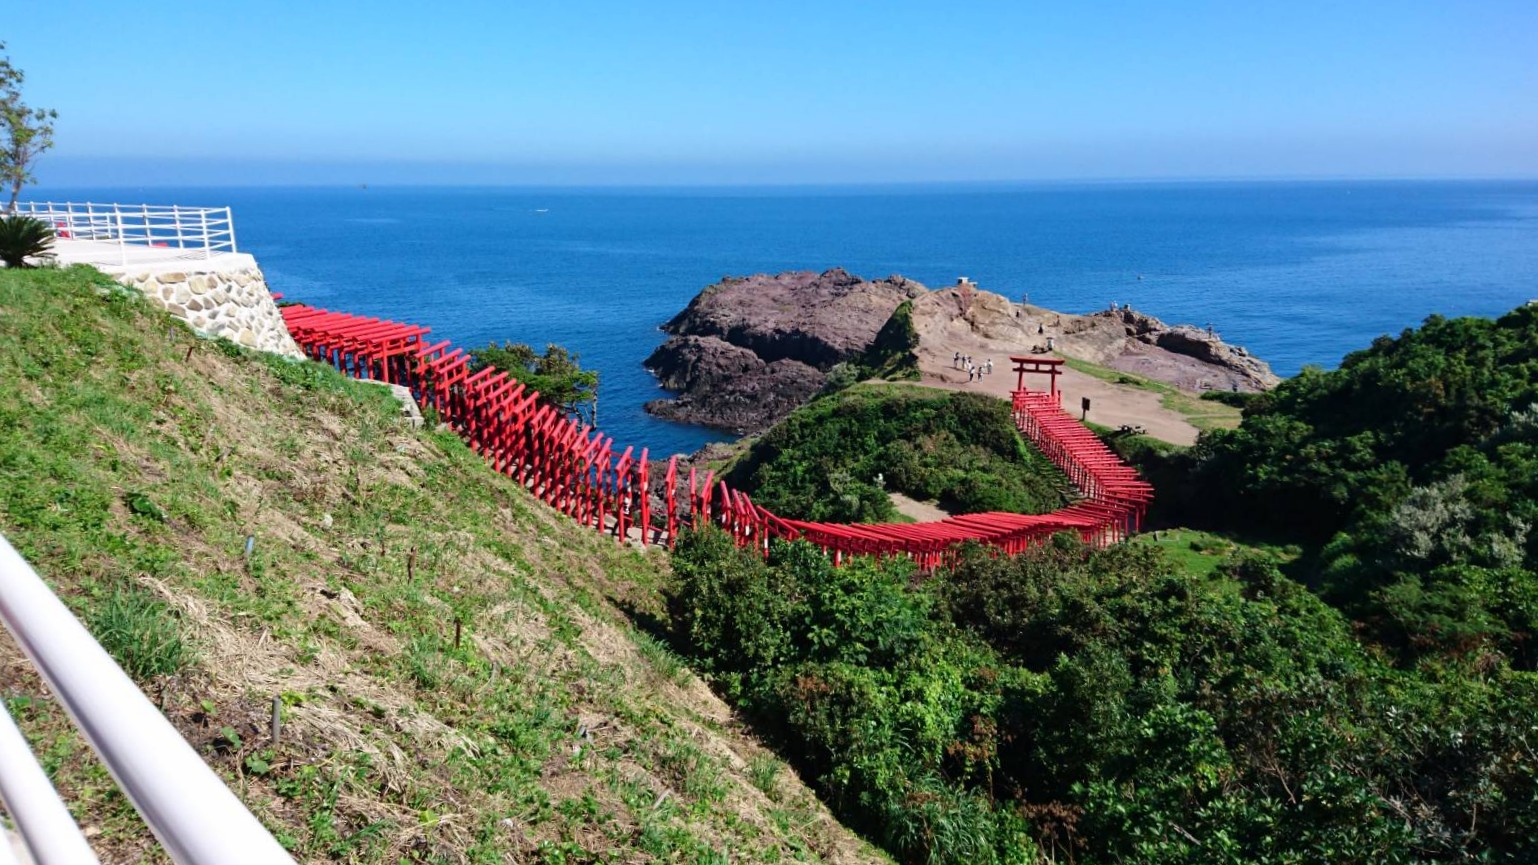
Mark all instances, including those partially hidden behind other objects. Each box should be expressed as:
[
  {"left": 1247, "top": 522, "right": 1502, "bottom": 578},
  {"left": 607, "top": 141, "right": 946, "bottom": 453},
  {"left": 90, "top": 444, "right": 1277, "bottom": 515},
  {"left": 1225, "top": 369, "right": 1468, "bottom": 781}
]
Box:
[{"left": 1011, "top": 355, "right": 1063, "bottom": 397}]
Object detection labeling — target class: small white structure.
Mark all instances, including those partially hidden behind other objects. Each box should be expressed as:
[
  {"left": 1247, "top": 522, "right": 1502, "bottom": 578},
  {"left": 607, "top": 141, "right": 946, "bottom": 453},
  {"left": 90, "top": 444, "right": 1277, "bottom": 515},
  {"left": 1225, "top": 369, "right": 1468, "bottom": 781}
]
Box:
[{"left": 17, "top": 201, "right": 302, "bottom": 358}]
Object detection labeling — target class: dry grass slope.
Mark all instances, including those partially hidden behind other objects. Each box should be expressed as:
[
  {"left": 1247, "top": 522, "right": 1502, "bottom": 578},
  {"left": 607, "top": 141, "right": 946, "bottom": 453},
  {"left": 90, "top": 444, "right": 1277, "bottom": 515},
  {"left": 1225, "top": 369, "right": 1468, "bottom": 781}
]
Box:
[{"left": 0, "top": 266, "right": 889, "bottom": 865}]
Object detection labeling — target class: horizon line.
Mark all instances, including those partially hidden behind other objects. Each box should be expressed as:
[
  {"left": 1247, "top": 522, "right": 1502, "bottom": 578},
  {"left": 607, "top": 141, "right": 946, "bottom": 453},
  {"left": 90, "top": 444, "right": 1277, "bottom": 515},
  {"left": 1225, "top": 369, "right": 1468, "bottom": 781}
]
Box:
[{"left": 30, "top": 174, "right": 1538, "bottom": 191}]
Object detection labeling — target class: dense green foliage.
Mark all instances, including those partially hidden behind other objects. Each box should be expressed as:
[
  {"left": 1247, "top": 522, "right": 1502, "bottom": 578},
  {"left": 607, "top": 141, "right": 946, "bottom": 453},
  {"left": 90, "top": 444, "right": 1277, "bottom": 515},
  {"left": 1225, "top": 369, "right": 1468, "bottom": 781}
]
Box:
[
  {"left": 1190, "top": 306, "right": 1538, "bottom": 667},
  {"left": 469, "top": 340, "right": 600, "bottom": 425},
  {"left": 724, "top": 384, "right": 1067, "bottom": 522},
  {"left": 860, "top": 300, "right": 921, "bottom": 380},
  {"left": 670, "top": 528, "right": 1538, "bottom": 865},
  {"left": 0, "top": 213, "right": 54, "bottom": 267}
]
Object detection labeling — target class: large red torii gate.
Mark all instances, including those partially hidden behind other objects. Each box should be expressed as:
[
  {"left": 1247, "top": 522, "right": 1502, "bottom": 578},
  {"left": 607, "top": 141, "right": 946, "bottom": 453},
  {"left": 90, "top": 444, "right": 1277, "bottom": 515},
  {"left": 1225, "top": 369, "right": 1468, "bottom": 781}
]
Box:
[{"left": 1011, "top": 355, "right": 1064, "bottom": 397}]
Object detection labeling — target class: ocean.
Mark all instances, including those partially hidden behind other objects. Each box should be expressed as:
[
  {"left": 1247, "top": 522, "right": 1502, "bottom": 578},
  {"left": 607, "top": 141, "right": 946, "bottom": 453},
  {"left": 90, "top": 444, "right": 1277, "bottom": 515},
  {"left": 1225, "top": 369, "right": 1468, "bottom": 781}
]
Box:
[{"left": 31, "top": 181, "right": 1538, "bottom": 457}]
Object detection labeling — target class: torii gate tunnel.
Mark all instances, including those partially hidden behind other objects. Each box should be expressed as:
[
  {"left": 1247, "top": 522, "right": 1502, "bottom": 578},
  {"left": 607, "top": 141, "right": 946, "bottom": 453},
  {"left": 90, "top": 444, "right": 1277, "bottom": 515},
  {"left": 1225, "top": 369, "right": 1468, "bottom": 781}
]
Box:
[{"left": 279, "top": 304, "right": 1153, "bottom": 568}]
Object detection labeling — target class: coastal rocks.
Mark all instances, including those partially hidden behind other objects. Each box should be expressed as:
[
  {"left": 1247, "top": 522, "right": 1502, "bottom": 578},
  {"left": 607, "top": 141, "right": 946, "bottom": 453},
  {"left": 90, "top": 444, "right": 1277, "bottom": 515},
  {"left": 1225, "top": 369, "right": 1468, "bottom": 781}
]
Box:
[
  {"left": 662, "top": 268, "right": 928, "bottom": 363},
  {"left": 645, "top": 269, "right": 928, "bottom": 431},
  {"left": 910, "top": 284, "right": 1037, "bottom": 348},
  {"left": 114, "top": 263, "right": 304, "bottom": 359},
  {"left": 906, "top": 284, "right": 1280, "bottom": 394},
  {"left": 644, "top": 355, "right": 824, "bottom": 433},
  {"left": 1100, "top": 309, "right": 1280, "bottom": 391}
]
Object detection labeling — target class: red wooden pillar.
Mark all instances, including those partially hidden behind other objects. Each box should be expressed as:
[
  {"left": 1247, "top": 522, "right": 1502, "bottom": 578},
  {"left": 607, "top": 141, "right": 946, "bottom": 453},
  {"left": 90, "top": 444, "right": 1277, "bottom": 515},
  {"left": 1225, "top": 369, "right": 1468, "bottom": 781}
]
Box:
[
  {"left": 664, "top": 457, "right": 679, "bottom": 547},
  {"left": 637, "top": 449, "right": 652, "bottom": 546}
]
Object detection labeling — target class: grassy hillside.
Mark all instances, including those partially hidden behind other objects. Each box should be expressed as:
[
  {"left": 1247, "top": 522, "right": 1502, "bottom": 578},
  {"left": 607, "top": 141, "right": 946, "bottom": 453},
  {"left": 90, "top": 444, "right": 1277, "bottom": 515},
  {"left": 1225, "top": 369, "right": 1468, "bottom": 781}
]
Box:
[
  {"left": 722, "top": 383, "right": 1069, "bottom": 523},
  {"left": 0, "top": 266, "right": 888, "bottom": 865}
]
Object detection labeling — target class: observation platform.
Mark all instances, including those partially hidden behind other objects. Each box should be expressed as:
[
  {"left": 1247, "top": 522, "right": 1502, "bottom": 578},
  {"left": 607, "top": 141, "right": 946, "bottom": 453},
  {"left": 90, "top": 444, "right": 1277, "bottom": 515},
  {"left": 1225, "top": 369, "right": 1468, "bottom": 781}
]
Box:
[
  {"left": 16, "top": 200, "right": 248, "bottom": 274},
  {"left": 45, "top": 236, "right": 256, "bottom": 275}
]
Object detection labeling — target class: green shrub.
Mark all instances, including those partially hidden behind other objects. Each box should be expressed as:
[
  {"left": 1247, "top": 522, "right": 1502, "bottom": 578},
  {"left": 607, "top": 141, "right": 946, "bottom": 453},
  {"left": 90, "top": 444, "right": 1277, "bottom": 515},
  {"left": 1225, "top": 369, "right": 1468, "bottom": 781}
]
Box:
[
  {"left": 666, "top": 527, "right": 1538, "bottom": 863},
  {"left": 725, "top": 384, "right": 1066, "bottom": 522},
  {"left": 1192, "top": 305, "right": 1538, "bottom": 667},
  {"left": 860, "top": 300, "right": 920, "bottom": 380},
  {"left": 1199, "top": 388, "right": 1258, "bottom": 408},
  {"left": 86, "top": 586, "right": 192, "bottom": 680},
  {"left": 0, "top": 214, "right": 56, "bottom": 268}
]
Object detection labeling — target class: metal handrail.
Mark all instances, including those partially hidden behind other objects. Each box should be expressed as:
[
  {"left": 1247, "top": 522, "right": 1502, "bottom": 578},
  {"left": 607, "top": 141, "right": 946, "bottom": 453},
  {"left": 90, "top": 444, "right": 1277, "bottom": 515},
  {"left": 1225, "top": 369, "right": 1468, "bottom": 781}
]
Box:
[
  {"left": 0, "top": 534, "right": 296, "bottom": 865},
  {"left": 11, "top": 201, "right": 238, "bottom": 265},
  {"left": 0, "top": 702, "right": 100, "bottom": 864}
]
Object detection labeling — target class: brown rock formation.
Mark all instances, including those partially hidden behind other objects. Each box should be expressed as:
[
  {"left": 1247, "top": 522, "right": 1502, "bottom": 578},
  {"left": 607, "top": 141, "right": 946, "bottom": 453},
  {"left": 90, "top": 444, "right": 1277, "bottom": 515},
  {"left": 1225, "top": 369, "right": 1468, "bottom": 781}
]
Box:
[{"left": 644, "top": 269, "right": 927, "bottom": 431}]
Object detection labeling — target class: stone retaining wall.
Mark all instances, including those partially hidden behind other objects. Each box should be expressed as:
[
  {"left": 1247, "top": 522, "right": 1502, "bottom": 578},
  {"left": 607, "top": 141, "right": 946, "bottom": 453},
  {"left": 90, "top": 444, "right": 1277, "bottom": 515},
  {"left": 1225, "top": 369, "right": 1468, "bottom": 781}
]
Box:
[{"left": 112, "top": 255, "right": 303, "bottom": 359}]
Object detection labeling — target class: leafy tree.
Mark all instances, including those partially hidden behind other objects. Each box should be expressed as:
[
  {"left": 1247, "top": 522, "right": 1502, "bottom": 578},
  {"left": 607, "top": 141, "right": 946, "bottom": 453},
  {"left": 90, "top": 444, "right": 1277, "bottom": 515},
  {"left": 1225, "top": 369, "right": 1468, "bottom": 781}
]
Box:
[
  {"left": 1, "top": 43, "right": 57, "bottom": 212},
  {"left": 468, "top": 341, "right": 599, "bottom": 425}
]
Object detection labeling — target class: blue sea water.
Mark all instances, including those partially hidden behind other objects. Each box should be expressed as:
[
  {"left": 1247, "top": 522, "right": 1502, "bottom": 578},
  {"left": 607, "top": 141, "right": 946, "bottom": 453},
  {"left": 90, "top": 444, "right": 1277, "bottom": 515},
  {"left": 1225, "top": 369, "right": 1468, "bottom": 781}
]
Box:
[{"left": 33, "top": 181, "right": 1538, "bottom": 457}]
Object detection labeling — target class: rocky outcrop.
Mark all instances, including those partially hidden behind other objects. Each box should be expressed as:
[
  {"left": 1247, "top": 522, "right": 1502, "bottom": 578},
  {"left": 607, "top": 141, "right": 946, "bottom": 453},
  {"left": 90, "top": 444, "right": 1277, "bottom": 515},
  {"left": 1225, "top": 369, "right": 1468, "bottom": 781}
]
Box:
[
  {"left": 645, "top": 269, "right": 927, "bottom": 431},
  {"left": 908, "top": 287, "right": 1280, "bottom": 394},
  {"left": 643, "top": 335, "right": 824, "bottom": 432},
  {"left": 1099, "top": 309, "right": 1280, "bottom": 391}
]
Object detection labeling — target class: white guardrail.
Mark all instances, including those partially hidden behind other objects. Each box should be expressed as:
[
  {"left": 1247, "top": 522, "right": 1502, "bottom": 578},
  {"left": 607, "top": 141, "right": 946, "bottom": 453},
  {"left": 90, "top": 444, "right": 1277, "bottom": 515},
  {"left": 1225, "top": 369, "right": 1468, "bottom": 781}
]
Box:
[
  {"left": 0, "top": 534, "right": 296, "bottom": 865},
  {"left": 12, "top": 201, "right": 237, "bottom": 265}
]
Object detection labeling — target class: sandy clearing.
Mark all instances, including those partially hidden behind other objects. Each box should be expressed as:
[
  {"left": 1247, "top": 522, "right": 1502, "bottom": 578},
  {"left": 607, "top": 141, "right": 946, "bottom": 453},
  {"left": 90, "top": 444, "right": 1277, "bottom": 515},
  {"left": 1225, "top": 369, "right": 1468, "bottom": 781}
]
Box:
[
  {"left": 906, "top": 287, "right": 1207, "bottom": 446},
  {"left": 917, "top": 349, "right": 1200, "bottom": 446},
  {"left": 889, "top": 492, "right": 952, "bottom": 522}
]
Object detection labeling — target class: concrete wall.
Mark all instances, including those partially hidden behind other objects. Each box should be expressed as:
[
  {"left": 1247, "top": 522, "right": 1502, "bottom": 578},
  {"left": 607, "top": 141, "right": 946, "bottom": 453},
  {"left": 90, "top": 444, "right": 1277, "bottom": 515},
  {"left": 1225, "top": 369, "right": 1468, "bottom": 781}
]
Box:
[{"left": 110, "top": 254, "right": 304, "bottom": 359}]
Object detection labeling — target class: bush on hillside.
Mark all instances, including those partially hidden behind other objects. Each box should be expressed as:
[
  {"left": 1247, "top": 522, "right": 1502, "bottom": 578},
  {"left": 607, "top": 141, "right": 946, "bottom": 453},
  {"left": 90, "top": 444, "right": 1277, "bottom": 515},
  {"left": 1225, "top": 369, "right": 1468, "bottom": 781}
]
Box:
[
  {"left": 1189, "top": 305, "right": 1538, "bottom": 666},
  {"left": 859, "top": 299, "right": 921, "bottom": 381},
  {"left": 725, "top": 385, "right": 1066, "bottom": 522},
  {"left": 667, "top": 527, "right": 1538, "bottom": 864}
]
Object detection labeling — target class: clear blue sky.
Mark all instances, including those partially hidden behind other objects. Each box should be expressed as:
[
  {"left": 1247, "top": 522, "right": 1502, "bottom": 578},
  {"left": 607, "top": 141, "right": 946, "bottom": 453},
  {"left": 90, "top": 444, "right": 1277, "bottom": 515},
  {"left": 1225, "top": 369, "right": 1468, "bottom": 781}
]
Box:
[{"left": 9, "top": 1, "right": 1537, "bottom": 185}]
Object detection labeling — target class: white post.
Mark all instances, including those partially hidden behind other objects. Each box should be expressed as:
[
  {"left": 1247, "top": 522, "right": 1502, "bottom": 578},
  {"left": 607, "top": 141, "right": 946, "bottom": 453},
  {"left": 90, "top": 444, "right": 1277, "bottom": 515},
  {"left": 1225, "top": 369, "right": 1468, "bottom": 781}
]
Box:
[
  {"left": 225, "top": 207, "right": 237, "bottom": 254},
  {"left": 115, "top": 204, "right": 127, "bottom": 267},
  {"left": 201, "top": 209, "right": 210, "bottom": 259},
  {"left": 0, "top": 535, "right": 299, "bottom": 865}
]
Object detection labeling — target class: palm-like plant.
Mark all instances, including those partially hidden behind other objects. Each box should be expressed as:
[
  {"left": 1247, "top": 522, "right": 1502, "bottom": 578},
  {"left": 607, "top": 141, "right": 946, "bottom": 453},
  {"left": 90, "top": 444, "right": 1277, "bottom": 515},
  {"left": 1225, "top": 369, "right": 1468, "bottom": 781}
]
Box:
[{"left": 0, "top": 214, "right": 55, "bottom": 267}]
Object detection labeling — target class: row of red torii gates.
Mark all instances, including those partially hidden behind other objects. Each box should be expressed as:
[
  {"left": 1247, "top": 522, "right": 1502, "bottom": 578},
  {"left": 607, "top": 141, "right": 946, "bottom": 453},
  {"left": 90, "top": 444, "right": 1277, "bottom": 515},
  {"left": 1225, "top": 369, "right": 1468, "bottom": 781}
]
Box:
[{"left": 278, "top": 304, "right": 1153, "bottom": 569}]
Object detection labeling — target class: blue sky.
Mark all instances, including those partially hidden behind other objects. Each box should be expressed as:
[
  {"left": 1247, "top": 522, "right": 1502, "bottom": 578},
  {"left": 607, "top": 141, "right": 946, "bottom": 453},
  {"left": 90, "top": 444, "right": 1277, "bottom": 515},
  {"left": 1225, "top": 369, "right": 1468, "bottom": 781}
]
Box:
[{"left": 9, "top": 1, "right": 1537, "bottom": 185}]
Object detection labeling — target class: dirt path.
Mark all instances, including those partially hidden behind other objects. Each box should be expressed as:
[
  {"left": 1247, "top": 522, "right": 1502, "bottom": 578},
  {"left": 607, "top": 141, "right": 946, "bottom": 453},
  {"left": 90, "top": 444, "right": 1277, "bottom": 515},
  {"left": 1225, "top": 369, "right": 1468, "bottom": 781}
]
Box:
[
  {"left": 889, "top": 492, "right": 952, "bottom": 522},
  {"left": 917, "top": 347, "right": 1200, "bottom": 446}
]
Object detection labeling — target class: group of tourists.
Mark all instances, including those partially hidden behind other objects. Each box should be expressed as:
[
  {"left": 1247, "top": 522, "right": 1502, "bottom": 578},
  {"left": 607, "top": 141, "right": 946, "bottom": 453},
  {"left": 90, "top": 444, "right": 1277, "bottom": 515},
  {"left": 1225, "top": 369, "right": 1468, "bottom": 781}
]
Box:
[{"left": 953, "top": 352, "right": 994, "bottom": 382}]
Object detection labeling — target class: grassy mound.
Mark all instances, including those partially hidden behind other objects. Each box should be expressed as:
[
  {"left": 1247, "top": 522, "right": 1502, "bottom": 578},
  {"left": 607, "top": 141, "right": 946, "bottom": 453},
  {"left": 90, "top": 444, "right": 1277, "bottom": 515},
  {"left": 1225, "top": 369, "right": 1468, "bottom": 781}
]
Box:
[
  {"left": 0, "top": 266, "right": 887, "bottom": 864},
  {"left": 723, "top": 383, "right": 1068, "bottom": 523}
]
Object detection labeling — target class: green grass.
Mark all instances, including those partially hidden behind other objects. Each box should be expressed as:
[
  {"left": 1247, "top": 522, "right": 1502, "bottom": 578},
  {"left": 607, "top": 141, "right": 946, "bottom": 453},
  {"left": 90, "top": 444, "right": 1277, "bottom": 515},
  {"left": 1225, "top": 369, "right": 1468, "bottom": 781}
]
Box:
[
  {"left": 0, "top": 265, "right": 886, "bottom": 865},
  {"left": 86, "top": 586, "right": 193, "bottom": 680},
  {"left": 1062, "top": 356, "right": 1244, "bottom": 431},
  {"left": 1130, "top": 527, "right": 1298, "bottom": 577}
]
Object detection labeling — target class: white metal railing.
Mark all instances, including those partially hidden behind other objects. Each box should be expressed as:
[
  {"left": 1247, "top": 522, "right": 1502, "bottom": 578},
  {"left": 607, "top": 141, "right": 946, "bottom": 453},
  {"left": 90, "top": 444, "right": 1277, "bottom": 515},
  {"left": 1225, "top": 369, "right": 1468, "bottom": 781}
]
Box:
[
  {"left": 12, "top": 201, "right": 238, "bottom": 265},
  {"left": 0, "top": 534, "right": 296, "bottom": 865}
]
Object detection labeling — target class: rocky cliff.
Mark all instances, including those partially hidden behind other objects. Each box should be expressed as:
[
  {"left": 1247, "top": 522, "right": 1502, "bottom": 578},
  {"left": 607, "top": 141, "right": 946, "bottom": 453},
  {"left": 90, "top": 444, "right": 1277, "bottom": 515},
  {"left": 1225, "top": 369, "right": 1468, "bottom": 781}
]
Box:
[
  {"left": 644, "top": 269, "right": 927, "bottom": 432},
  {"left": 1096, "top": 308, "right": 1281, "bottom": 391}
]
